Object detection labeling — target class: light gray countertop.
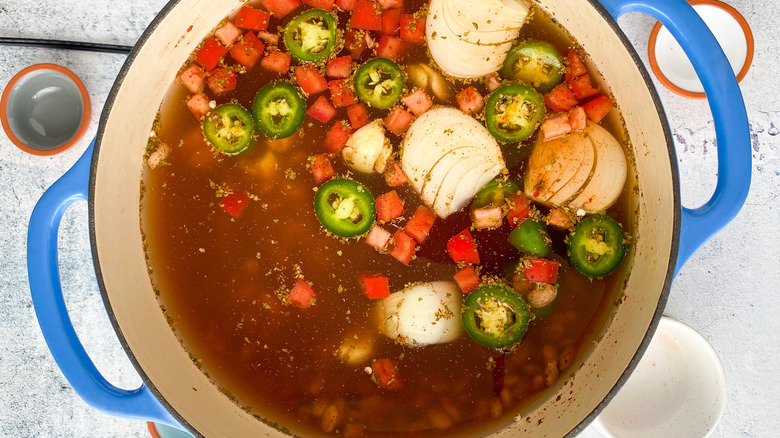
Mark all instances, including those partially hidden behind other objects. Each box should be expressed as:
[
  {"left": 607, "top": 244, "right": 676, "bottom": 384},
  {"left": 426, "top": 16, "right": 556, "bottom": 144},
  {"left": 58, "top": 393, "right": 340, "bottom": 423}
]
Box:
[{"left": 1, "top": 0, "right": 777, "bottom": 437}]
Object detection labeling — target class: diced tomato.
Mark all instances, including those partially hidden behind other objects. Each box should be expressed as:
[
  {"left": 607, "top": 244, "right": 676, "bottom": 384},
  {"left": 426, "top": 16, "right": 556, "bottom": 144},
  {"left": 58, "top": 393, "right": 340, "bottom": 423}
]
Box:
[
  {"left": 180, "top": 64, "right": 205, "bottom": 93},
  {"left": 366, "top": 225, "right": 392, "bottom": 251},
  {"left": 351, "top": 0, "right": 383, "bottom": 31},
  {"left": 302, "top": 0, "right": 335, "bottom": 11},
  {"left": 388, "top": 230, "right": 416, "bottom": 265},
  {"left": 404, "top": 206, "right": 435, "bottom": 243},
  {"left": 565, "top": 48, "right": 588, "bottom": 83},
  {"left": 372, "top": 358, "right": 403, "bottom": 390},
  {"left": 582, "top": 95, "right": 613, "bottom": 123},
  {"left": 329, "top": 79, "right": 358, "bottom": 107},
  {"left": 324, "top": 121, "right": 353, "bottom": 154},
  {"left": 377, "top": 0, "right": 403, "bottom": 9},
  {"left": 472, "top": 206, "right": 503, "bottom": 230},
  {"left": 234, "top": 7, "right": 271, "bottom": 31},
  {"left": 309, "top": 153, "right": 336, "bottom": 184},
  {"left": 376, "top": 190, "right": 404, "bottom": 223},
  {"left": 257, "top": 31, "right": 280, "bottom": 45},
  {"left": 229, "top": 32, "right": 265, "bottom": 68},
  {"left": 215, "top": 22, "right": 243, "bottom": 47},
  {"left": 295, "top": 65, "right": 328, "bottom": 95},
  {"left": 207, "top": 68, "right": 237, "bottom": 95},
  {"left": 456, "top": 86, "right": 484, "bottom": 114},
  {"left": 506, "top": 193, "right": 531, "bottom": 227},
  {"left": 447, "top": 229, "right": 480, "bottom": 265},
  {"left": 568, "top": 105, "right": 587, "bottom": 131},
  {"left": 186, "top": 93, "right": 211, "bottom": 119},
  {"left": 289, "top": 278, "right": 316, "bottom": 308},
  {"left": 325, "top": 56, "right": 353, "bottom": 79},
  {"left": 401, "top": 89, "right": 432, "bottom": 116},
  {"left": 568, "top": 74, "right": 600, "bottom": 101},
  {"left": 384, "top": 107, "right": 414, "bottom": 136},
  {"left": 384, "top": 161, "right": 408, "bottom": 187},
  {"left": 195, "top": 38, "right": 227, "bottom": 72},
  {"left": 380, "top": 9, "right": 402, "bottom": 36},
  {"left": 261, "top": 0, "right": 302, "bottom": 18},
  {"left": 485, "top": 72, "right": 502, "bottom": 92},
  {"left": 261, "top": 50, "right": 292, "bottom": 74},
  {"left": 347, "top": 103, "right": 369, "bottom": 129},
  {"left": 336, "top": 0, "right": 358, "bottom": 10},
  {"left": 544, "top": 83, "right": 579, "bottom": 112},
  {"left": 376, "top": 35, "right": 406, "bottom": 61},
  {"left": 523, "top": 258, "right": 560, "bottom": 284},
  {"left": 360, "top": 274, "right": 390, "bottom": 299},
  {"left": 400, "top": 14, "right": 425, "bottom": 44},
  {"left": 344, "top": 30, "right": 368, "bottom": 58},
  {"left": 453, "top": 265, "right": 480, "bottom": 294},
  {"left": 548, "top": 208, "right": 574, "bottom": 229},
  {"left": 307, "top": 96, "right": 337, "bottom": 123},
  {"left": 218, "top": 191, "right": 250, "bottom": 218},
  {"left": 541, "top": 113, "right": 573, "bottom": 141}
]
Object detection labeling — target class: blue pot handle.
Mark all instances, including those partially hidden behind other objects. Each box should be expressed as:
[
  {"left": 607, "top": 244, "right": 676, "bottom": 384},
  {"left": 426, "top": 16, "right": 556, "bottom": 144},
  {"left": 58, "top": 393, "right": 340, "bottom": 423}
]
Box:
[
  {"left": 27, "top": 139, "right": 180, "bottom": 428},
  {"left": 600, "top": 0, "right": 751, "bottom": 276}
]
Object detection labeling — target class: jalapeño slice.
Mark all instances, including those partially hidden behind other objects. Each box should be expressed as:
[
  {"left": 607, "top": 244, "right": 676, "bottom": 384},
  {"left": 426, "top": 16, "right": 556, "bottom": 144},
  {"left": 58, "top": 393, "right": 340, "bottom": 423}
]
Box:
[
  {"left": 472, "top": 178, "right": 520, "bottom": 210},
  {"left": 252, "top": 82, "right": 306, "bottom": 139},
  {"left": 567, "top": 214, "right": 626, "bottom": 277},
  {"left": 461, "top": 284, "right": 531, "bottom": 350},
  {"left": 201, "top": 104, "right": 254, "bottom": 155},
  {"left": 508, "top": 219, "right": 551, "bottom": 257},
  {"left": 500, "top": 40, "right": 564, "bottom": 93},
  {"left": 485, "top": 84, "right": 545, "bottom": 143},
  {"left": 284, "top": 9, "right": 338, "bottom": 62},
  {"left": 354, "top": 58, "right": 404, "bottom": 109},
  {"left": 314, "top": 178, "right": 376, "bottom": 237}
]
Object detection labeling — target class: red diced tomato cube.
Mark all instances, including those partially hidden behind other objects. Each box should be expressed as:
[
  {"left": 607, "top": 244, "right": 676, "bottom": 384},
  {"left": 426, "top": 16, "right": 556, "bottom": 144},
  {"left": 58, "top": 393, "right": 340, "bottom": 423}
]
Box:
[
  {"left": 186, "top": 93, "right": 211, "bottom": 119},
  {"left": 360, "top": 274, "right": 390, "bottom": 299},
  {"left": 399, "top": 14, "right": 425, "bottom": 44},
  {"left": 565, "top": 48, "right": 588, "bottom": 83},
  {"left": 261, "top": 0, "right": 302, "bottom": 18},
  {"left": 366, "top": 225, "right": 392, "bottom": 251},
  {"left": 235, "top": 7, "right": 271, "bottom": 31},
  {"left": 302, "top": 0, "right": 336, "bottom": 11},
  {"left": 324, "top": 121, "right": 353, "bottom": 154},
  {"left": 372, "top": 358, "right": 403, "bottom": 390},
  {"left": 447, "top": 229, "right": 480, "bottom": 264},
  {"left": 229, "top": 32, "right": 265, "bottom": 68},
  {"left": 325, "top": 56, "right": 353, "bottom": 79},
  {"left": 544, "top": 83, "right": 578, "bottom": 112},
  {"left": 351, "top": 0, "right": 382, "bottom": 31},
  {"left": 404, "top": 206, "right": 435, "bottom": 243},
  {"left": 506, "top": 193, "right": 531, "bottom": 227},
  {"left": 218, "top": 191, "right": 250, "bottom": 218},
  {"left": 336, "top": 0, "right": 358, "bottom": 10},
  {"left": 215, "top": 22, "right": 243, "bottom": 47},
  {"left": 453, "top": 265, "right": 480, "bottom": 294},
  {"left": 309, "top": 153, "right": 336, "bottom": 184},
  {"left": 344, "top": 30, "right": 368, "bottom": 58},
  {"left": 541, "top": 113, "right": 573, "bottom": 141},
  {"left": 548, "top": 208, "right": 574, "bottom": 229},
  {"left": 485, "top": 72, "right": 502, "bottom": 92},
  {"left": 376, "top": 190, "right": 404, "bottom": 223},
  {"left": 195, "top": 38, "right": 227, "bottom": 72},
  {"left": 568, "top": 74, "right": 600, "bottom": 101},
  {"left": 307, "top": 96, "right": 337, "bottom": 123},
  {"left": 582, "top": 95, "right": 613, "bottom": 123},
  {"left": 377, "top": 0, "right": 402, "bottom": 9},
  {"left": 180, "top": 64, "right": 205, "bottom": 93},
  {"left": 472, "top": 206, "right": 503, "bottom": 230},
  {"left": 384, "top": 161, "right": 408, "bottom": 187},
  {"left": 207, "top": 68, "right": 237, "bottom": 95},
  {"left": 296, "top": 65, "right": 329, "bottom": 95},
  {"left": 401, "top": 89, "right": 432, "bottom": 116},
  {"left": 384, "top": 107, "right": 414, "bottom": 136},
  {"left": 289, "top": 278, "right": 316, "bottom": 308},
  {"left": 568, "top": 105, "right": 587, "bottom": 131},
  {"left": 523, "top": 259, "right": 560, "bottom": 284},
  {"left": 261, "top": 50, "right": 292, "bottom": 74},
  {"left": 329, "top": 79, "right": 358, "bottom": 107},
  {"left": 456, "top": 86, "right": 484, "bottom": 114},
  {"left": 347, "top": 103, "right": 369, "bottom": 129},
  {"left": 376, "top": 35, "right": 406, "bottom": 61},
  {"left": 388, "top": 230, "right": 416, "bottom": 265},
  {"left": 380, "top": 9, "right": 402, "bottom": 36}
]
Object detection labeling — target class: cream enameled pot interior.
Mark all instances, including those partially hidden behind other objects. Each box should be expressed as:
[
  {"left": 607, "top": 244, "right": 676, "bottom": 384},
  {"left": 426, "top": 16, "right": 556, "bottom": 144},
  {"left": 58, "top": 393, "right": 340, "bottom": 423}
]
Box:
[{"left": 91, "top": 0, "right": 676, "bottom": 436}]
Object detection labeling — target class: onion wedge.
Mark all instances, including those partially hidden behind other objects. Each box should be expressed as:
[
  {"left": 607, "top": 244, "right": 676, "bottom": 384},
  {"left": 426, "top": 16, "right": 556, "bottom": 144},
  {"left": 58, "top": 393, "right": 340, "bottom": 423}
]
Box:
[{"left": 379, "top": 282, "right": 463, "bottom": 347}]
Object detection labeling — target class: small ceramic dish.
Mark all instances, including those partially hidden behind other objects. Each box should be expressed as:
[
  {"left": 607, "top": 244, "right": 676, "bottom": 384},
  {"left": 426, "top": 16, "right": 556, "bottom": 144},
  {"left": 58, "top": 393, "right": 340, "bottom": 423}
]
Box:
[
  {"left": 648, "top": 0, "right": 753, "bottom": 99},
  {"left": 147, "top": 422, "right": 194, "bottom": 438},
  {"left": 595, "top": 316, "right": 727, "bottom": 437}
]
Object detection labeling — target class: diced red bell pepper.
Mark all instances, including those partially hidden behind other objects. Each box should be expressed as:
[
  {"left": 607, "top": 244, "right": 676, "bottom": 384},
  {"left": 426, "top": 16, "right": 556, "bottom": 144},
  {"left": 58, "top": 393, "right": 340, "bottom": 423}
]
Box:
[
  {"left": 296, "top": 65, "right": 329, "bottom": 95},
  {"left": 309, "top": 153, "right": 336, "bottom": 184},
  {"left": 215, "top": 22, "right": 243, "bottom": 47},
  {"left": 366, "top": 225, "right": 392, "bottom": 251},
  {"left": 218, "top": 191, "right": 250, "bottom": 218},
  {"left": 307, "top": 96, "right": 337, "bottom": 123},
  {"left": 565, "top": 48, "right": 588, "bottom": 83},
  {"left": 261, "top": 0, "right": 302, "bottom": 18},
  {"left": 447, "top": 229, "right": 480, "bottom": 264},
  {"left": 325, "top": 55, "right": 353, "bottom": 79},
  {"left": 582, "top": 95, "right": 613, "bottom": 123},
  {"left": 377, "top": 0, "right": 403, "bottom": 9},
  {"left": 568, "top": 105, "right": 587, "bottom": 131},
  {"left": 523, "top": 258, "right": 560, "bottom": 284},
  {"left": 380, "top": 9, "right": 402, "bottom": 36},
  {"left": 376, "top": 190, "right": 405, "bottom": 223},
  {"left": 195, "top": 38, "right": 227, "bottom": 72},
  {"left": 324, "top": 121, "right": 353, "bottom": 154},
  {"left": 344, "top": 30, "right": 368, "bottom": 59},
  {"left": 376, "top": 35, "right": 406, "bottom": 61},
  {"left": 289, "top": 278, "right": 316, "bottom": 308},
  {"left": 485, "top": 72, "right": 502, "bottom": 92},
  {"left": 384, "top": 106, "right": 414, "bottom": 136},
  {"left": 453, "top": 265, "right": 480, "bottom": 294},
  {"left": 187, "top": 93, "right": 211, "bottom": 119},
  {"left": 472, "top": 206, "right": 503, "bottom": 230},
  {"left": 336, "top": 0, "right": 358, "bottom": 10},
  {"left": 347, "top": 103, "right": 369, "bottom": 129},
  {"left": 261, "top": 50, "right": 292, "bottom": 74},
  {"left": 372, "top": 358, "right": 403, "bottom": 390},
  {"left": 548, "top": 208, "right": 574, "bottom": 229},
  {"left": 400, "top": 14, "right": 425, "bottom": 44},
  {"left": 388, "top": 230, "right": 416, "bottom": 265},
  {"left": 568, "top": 74, "right": 600, "bottom": 101},
  {"left": 351, "top": 0, "right": 383, "bottom": 31},
  {"left": 506, "top": 193, "right": 532, "bottom": 227},
  {"left": 234, "top": 7, "right": 271, "bottom": 31},
  {"left": 207, "top": 68, "right": 237, "bottom": 95},
  {"left": 180, "top": 64, "right": 205, "bottom": 93},
  {"left": 401, "top": 89, "right": 432, "bottom": 116},
  {"left": 384, "top": 161, "right": 408, "bottom": 187},
  {"left": 456, "top": 86, "right": 484, "bottom": 114},
  {"left": 544, "top": 83, "right": 579, "bottom": 112},
  {"left": 229, "top": 32, "right": 265, "bottom": 68},
  {"left": 404, "top": 206, "right": 435, "bottom": 243},
  {"left": 302, "top": 0, "right": 336, "bottom": 11},
  {"left": 360, "top": 273, "right": 390, "bottom": 299},
  {"left": 541, "top": 113, "right": 573, "bottom": 141},
  {"left": 329, "top": 79, "right": 358, "bottom": 107}
]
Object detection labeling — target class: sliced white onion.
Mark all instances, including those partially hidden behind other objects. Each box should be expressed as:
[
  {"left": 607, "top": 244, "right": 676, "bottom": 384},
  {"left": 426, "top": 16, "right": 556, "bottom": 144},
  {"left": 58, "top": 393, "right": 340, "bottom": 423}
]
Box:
[
  {"left": 342, "top": 120, "right": 392, "bottom": 174},
  {"left": 379, "top": 282, "right": 463, "bottom": 347},
  {"left": 568, "top": 123, "right": 628, "bottom": 212}
]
